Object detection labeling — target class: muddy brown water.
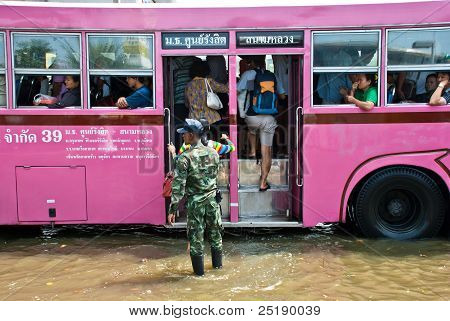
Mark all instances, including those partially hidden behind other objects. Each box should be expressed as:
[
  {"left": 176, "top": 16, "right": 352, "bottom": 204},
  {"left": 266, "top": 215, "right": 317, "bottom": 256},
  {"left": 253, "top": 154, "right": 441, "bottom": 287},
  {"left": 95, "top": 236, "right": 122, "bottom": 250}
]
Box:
[{"left": 0, "top": 225, "right": 448, "bottom": 300}]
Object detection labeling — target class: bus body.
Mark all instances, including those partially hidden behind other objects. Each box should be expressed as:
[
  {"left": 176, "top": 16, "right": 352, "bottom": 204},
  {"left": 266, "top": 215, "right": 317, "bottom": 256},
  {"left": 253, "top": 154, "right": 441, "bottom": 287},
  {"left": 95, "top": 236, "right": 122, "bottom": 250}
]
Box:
[{"left": 0, "top": 1, "right": 449, "bottom": 239}]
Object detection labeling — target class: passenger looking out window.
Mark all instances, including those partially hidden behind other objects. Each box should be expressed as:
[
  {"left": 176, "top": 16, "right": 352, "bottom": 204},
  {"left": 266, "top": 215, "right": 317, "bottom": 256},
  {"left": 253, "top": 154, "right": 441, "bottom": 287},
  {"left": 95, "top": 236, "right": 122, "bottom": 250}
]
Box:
[
  {"left": 34, "top": 75, "right": 80, "bottom": 109},
  {"left": 429, "top": 72, "right": 450, "bottom": 106},
  {"left": 185, "top": 60, "right": 229, "bottom": 136},
  {"left": 48, "top": 75, "right": 80, "bottom": 108},
  {"left": 342, "top": 73, "right": 377, "bottom": 111},
  {"left": 415, "top": 73, "right": 438, "bottom": 103},
  {"left": 116, "top": 76, "right": 152, "bottom": 109}
]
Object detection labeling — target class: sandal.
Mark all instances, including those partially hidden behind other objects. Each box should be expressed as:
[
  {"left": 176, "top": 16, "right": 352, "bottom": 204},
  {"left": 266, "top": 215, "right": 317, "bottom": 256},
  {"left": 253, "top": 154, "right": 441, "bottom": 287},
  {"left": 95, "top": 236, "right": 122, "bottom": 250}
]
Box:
[{"left": 259, "top": 183, "right": 271, "bottom": 192}]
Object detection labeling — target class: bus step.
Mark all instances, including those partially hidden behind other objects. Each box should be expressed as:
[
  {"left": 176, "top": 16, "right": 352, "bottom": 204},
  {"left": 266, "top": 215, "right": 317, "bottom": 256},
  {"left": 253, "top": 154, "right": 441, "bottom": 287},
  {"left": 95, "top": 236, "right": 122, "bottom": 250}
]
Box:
[
  {"left": 238, "top": 187, "right": 289, "bottom": 217},
  {"left": 238, "top": 159, "right": 288, "bottom": 186}
]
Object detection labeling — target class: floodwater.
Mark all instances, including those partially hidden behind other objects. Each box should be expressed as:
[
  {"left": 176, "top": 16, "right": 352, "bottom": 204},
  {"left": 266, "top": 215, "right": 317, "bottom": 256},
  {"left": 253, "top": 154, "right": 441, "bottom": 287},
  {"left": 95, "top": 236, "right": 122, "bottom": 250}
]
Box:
[{"left": 0, "top": 225, "right": 448, "bottom": 301}]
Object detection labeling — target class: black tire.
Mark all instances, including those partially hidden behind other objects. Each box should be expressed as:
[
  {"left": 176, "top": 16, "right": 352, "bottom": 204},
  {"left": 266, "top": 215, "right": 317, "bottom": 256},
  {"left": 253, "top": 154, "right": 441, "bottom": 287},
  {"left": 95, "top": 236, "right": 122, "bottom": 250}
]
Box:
[{"left": 355, "top": 166, "right": 446, "bottom": 239}]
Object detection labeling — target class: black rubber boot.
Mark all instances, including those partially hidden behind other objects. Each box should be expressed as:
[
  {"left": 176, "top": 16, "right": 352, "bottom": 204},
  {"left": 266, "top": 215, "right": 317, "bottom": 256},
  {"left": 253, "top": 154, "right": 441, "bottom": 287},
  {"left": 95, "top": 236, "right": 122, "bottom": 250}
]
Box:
[
  {"left": 190, "top": 255, "right": 204, "bottom": 276},
  {"left": 211, "top": 248, "right": 223, "bottom": 269}
]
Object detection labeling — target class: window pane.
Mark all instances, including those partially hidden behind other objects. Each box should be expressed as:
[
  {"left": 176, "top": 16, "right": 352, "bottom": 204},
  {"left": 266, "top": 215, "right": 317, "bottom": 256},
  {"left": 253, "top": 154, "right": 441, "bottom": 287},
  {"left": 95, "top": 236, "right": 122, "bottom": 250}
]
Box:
[
  {"left": 313, "top": 32, "right": 379, "bottom": 67},
  {"left": 386, "top": 70, "right": 449, "bottom": 104},
  {"left": 388, "top": 29, "right": 450, "bottom": 65},
  {"left": 0, "top": 74, "right": 6, "bottom": 106},
  {"left": 88, "top": 35, "right": 153, "bottom": 70},
  {"left": 313, "top": 72, "right": 378, "bottom": 106},
  {"left": 15, "top": 74, "right": 81, "bottom": 108},
  {"left": 13, "top": 34, "right": 80, "bottom": 69},
  {"left": 0, "top": 34, "right": 5, "bottom": 68}
]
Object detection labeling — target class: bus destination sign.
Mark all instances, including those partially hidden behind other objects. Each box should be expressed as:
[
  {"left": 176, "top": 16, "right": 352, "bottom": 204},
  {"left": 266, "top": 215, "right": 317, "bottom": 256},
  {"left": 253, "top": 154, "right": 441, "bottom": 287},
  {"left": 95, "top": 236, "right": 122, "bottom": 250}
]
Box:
[
  {"left": 236, "top": 31, "right": 304, "bottom": 48},
  {"left": 162, "top": 32, "right": 229, "bottom": 49}
]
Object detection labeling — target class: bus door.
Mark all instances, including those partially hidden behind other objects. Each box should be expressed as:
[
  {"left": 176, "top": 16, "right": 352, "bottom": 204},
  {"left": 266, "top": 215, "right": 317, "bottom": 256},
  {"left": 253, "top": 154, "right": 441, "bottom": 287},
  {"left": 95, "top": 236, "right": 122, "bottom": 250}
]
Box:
[
  {"left": 234, "top": 54, "right": 303, "bottom": 226},
  {"left": 162, "top": 55, "right": 232, "bottom": 225}
]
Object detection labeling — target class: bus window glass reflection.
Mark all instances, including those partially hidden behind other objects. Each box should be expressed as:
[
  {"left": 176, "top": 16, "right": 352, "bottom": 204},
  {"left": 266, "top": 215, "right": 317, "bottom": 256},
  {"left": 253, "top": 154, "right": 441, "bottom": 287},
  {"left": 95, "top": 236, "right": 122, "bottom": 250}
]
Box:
[
  {"left": 87, "top": 34, "right": 154, "bottom": 108},
  {"left": 12, "top": 33, "right": 82, "bottom": 108}
]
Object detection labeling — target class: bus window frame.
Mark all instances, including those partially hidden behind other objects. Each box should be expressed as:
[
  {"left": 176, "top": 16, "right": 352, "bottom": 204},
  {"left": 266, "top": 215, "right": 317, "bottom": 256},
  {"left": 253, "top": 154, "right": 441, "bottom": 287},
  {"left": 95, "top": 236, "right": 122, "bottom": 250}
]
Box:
[
  {"left": 11, "top": 31, "right": 83, "bottom": 109},
  {"left": 311, "top": 29, "right": 381, "bottom": 109},
  {"left": 385, "top": 26, "right": 450, "bottom": 107},
  {"left": 0, "top": 31, "right": 7, "bottom": 109},
  {"left": 86, "top": 33, "right": 155, "bottom": 110}
]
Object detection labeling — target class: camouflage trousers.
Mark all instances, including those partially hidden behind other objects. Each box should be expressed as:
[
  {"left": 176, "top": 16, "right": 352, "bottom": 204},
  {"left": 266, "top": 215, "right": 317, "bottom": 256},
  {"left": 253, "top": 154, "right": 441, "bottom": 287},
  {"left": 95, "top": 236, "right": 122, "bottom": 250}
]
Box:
[{"left": 186, "top": 196, "right": 223, "bottom": 257}]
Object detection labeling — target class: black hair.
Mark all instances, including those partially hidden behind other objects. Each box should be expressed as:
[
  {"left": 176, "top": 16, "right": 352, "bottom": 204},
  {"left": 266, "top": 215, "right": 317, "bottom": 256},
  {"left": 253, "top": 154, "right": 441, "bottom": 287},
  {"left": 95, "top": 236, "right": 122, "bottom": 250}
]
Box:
[
  {"left": 128, "top": 76, "right": 145, "bottom": 83},
  {"left": 362, "top": 73, "right": 377, "bottom": 87},
  {"left": 426, "top": 73, "right": 438, "bottom": 82},
  {"left": 252, "top": 56, "right": 266, "bottom": 69},
  {"left": 438, "top": 71, "right": 450, "bottom": 77},
  {"left": 68, "top": 75, "right": 80, "bottom": 83},
  {"left": 189, "top": 60, "right": 210, "bottom": 79}
]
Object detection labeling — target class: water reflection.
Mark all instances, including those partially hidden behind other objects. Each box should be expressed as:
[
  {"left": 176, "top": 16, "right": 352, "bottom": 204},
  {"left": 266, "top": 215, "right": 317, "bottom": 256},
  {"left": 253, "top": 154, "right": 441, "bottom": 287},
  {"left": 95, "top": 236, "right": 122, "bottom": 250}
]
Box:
[{"left": 0, "top": 226, "right": 448, "bottom": 300}]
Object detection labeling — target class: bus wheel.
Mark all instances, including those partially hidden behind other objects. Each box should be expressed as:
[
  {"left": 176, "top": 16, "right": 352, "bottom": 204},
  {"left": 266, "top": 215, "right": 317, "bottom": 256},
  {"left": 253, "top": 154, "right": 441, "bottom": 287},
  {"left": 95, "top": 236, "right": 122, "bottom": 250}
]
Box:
[{"left": 355, "top": 166, "right": 446, "bottom": 240}]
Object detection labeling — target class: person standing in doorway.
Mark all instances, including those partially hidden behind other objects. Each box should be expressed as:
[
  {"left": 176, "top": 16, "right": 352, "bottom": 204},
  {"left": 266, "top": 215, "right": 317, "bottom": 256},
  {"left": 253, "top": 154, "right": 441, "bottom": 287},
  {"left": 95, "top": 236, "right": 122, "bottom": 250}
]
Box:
[
  {"left": 237, "top": 56, "right": 285, "bottom": 191},
  {"left": 167, "top": 119, "right": 223, "bottom": 276}
]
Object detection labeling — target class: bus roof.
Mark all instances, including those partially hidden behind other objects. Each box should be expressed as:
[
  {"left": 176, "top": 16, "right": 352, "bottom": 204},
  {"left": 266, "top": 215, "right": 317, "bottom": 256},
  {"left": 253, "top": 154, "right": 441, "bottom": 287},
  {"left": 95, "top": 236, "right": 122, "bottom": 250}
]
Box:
[
  {"left": 0, "top": 0, "right": 448, "bottom": 30},
  {"left": 0, "top": 0, "right": 444, "bottom": 9}
]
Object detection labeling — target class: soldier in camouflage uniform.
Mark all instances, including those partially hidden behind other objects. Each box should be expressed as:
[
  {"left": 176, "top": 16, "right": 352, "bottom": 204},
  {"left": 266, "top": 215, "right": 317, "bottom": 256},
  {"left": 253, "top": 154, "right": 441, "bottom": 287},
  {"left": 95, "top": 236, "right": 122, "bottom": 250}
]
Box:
[{"left": 168, "top": 119, "right": 223, "bottom": 276}]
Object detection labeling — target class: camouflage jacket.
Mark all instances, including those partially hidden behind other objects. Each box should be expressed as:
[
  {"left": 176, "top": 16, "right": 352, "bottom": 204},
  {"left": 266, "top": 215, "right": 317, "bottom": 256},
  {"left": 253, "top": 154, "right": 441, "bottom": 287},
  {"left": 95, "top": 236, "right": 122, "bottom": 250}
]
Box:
[{"left": 169, "top": 141, "right": 219, "bottom": 213}]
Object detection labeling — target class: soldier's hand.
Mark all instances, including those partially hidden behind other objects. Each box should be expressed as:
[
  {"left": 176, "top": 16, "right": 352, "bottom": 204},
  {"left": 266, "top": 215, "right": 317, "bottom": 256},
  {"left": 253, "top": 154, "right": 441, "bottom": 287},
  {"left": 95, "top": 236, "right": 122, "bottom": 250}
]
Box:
[{"left": 167, "top": 213, "right": 175, "bottom": 225}]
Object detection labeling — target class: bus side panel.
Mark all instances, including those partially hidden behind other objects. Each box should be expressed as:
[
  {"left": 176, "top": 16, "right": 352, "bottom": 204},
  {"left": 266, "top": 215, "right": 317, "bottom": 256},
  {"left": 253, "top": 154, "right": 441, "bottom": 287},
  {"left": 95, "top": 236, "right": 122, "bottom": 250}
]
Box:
[
  {"left": 0, "top": 125, "right": 165, "bottom": 225},
  {"left": 302, "top": 122, "right": 450, "bottom": 228}
]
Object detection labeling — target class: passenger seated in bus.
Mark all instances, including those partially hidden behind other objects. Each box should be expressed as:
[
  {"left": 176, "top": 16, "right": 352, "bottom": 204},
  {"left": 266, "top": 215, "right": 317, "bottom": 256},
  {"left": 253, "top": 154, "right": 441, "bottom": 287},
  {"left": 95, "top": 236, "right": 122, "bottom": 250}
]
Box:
[
  {"left": 429, "top": 71, "right": 450, "bottom": 106},
  {"left": 47, "top": 75, "right": 81, "bottom": 109},
  {"left": 396, "top": 71, "right": 433, "bottom": 102},
  {"left": 339, "top": 74, "right": 358, "bottom": 101},
  {"left": 415, "top": 73, "right": 438, "bottom": 103},
  {"left": 185, "top": 60, "right": 228, "bottom": 137},
  {"left": 343, "top": 73, "right": 377, "bottom": 111},
  {"left": 316, "top": 48, "right": 352, "bottom": 104},
  {"left": 386, "top": 73, "right": 396, "bottom": 104},
  {"left": 116, "top": 76, "right": 152, "bottom": 109}
]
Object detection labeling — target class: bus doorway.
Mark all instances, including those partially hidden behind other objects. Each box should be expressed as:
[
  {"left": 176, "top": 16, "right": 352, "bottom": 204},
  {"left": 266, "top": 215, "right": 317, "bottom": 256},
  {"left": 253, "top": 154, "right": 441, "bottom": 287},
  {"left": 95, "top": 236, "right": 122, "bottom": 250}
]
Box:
[
  {"left": 236, "top": 55, "right": 302, "bottom": 226},
  {"left": 162, "top": 55, "right": 232, "bottom": 224}
]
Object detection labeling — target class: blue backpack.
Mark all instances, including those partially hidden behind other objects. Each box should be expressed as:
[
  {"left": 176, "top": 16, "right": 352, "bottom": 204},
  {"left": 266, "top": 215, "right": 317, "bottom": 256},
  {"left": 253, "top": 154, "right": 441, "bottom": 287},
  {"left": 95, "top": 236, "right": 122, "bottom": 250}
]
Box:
[{"left": 251, "top": 69, "right": 278, "bottom": 115}]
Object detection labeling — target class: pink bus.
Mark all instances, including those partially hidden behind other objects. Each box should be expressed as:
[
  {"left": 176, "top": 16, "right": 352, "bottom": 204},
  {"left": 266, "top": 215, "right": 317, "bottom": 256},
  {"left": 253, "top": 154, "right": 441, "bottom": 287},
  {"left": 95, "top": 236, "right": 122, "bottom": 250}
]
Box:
[{"left": 0, "top": 1, "right": 448, "bottom": 239}]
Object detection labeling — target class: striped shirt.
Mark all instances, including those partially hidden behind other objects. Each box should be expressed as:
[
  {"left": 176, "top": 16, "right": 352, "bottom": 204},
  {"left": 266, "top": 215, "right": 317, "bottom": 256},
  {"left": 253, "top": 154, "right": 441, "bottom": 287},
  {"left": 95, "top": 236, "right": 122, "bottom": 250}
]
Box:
[{"left": 178, "top": 138, "right": 235, "bottom": 156}]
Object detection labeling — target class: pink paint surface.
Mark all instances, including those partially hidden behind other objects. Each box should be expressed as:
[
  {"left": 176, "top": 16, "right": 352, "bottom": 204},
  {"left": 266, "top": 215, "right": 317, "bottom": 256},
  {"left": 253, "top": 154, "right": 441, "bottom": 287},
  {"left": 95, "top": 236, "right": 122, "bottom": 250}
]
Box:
[
  {"left": 302, "top": 123, "right": 450, "bottom": 227},
  {"left": 0, "top": 1, "right": 448, "bottom": 227}
]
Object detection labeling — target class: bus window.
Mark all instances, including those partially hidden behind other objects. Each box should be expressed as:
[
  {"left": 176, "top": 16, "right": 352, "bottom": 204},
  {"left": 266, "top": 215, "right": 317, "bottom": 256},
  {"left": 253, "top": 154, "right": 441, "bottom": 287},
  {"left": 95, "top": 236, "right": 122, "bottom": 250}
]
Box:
[
  {"left": 387, "top": 28, "right": 450, "bottom": 65},
  {"left": 0, "top": 32, "right": 6, "bottom": 107},
  {"left": 87, "top": 34, "right": 154, "bottom": 108},
  {"left": 15, "top": 74, "right": 82, "bottom": 108},
  {"left": 312, "top": 31, "right": 380, "bottom": 107},
  {"left": 385, "top": 70, "right": 450, "bottom": 104},
  {"left": 12, "top": 33, "right": 81, "bottom": 108},
  {"left": 387, "top": 28, "right": 450, "bottom": 105}
]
